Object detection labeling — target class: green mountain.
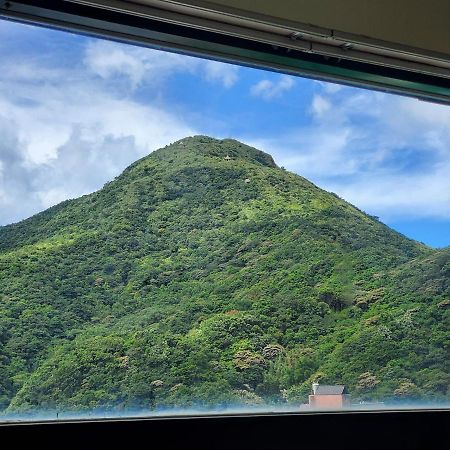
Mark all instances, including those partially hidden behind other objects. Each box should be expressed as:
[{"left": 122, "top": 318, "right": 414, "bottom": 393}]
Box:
[{"left": 0, "top": 136, "right": 448, "bottom": 412}]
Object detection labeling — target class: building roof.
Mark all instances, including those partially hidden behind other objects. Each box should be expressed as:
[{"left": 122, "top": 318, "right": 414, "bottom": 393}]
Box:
[{"left": 314, "top": 385, "right": 347, "bottom": 395}]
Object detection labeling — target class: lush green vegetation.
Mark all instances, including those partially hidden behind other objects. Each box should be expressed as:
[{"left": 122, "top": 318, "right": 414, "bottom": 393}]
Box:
[{"left": 0, "top": 136, "right": 448, "bottom": 413}]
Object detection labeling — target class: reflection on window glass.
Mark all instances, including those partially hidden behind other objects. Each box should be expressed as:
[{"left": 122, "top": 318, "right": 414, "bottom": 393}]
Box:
[{"left": 0, "top": 19, "right": 449, "bottom": 421}]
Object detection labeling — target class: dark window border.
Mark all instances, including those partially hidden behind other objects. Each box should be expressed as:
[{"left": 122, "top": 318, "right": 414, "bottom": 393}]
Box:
[
  {"left": 0, "top": 2, "right": 449, "bottom": 446},
  {"left": 1, "top": 409, "right": 449, "bottom": 449}
]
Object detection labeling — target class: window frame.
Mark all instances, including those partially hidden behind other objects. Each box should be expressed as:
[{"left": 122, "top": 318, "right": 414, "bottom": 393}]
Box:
[
  {"left": 1, "top": 0, "right": 449, "bottom": 104},
  {"left": 0, "top": 0, "right": 449, "bottom": 443}
]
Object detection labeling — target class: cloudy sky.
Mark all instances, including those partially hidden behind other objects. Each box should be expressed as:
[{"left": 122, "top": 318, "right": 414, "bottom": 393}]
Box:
[{"left": 0, "top": 20, "right": 449, "bottom": 247}]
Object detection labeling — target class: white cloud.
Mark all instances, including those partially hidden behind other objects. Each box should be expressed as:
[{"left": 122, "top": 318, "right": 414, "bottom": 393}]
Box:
[
  {"left": 0, "top": 71, "right": 194, "bottom": 160},
  {"left": 244, "top": 88, "right": 450, "bottom": 221},
  {"left": 0, "top": 38, "right": 198, "bottom": 225},
  {"left": 326, "top": 170, "right": 450, "bottom": 220},
  {"left": 84, "top": 40, "right": 238, "bottom": 89},
  {"left": 34, "top": 131, "right": 143, "bottom": 209},
  {"left": 310, "top": 95, "right": 331, "bottom": 118},
  {"left": 203, "top": 60, "right": 238, "bottom": 88},
  {"left": 315, "top": 80, "right": 344, "bottom": 94},
  {"left": 250, "top": 75, "right": 294, "bottom": 100}
]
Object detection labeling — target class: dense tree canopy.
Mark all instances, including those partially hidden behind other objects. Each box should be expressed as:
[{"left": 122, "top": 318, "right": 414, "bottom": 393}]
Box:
[{"left": 0, "top": 136, "right": 448, "bottom": 414}]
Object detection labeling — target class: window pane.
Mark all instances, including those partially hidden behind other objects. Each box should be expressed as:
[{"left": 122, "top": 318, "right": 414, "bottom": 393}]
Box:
[{"left": 0, "top": 19, "right": 449, "bottom": 421}]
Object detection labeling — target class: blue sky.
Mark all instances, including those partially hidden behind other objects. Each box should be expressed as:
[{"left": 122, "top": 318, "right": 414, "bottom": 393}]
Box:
[{"left": 0, "top": 19, "right": 449, "bottom": 248}]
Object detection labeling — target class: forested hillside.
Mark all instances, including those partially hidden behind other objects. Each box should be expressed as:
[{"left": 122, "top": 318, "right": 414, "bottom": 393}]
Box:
[{"left": 0, "top": 136, "right": 448, "bottom": 412}]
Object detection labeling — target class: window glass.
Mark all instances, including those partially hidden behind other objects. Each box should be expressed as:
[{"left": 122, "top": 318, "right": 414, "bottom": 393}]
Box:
[{"left": 0, "top": 19, "right": 449, "bottom": 421}]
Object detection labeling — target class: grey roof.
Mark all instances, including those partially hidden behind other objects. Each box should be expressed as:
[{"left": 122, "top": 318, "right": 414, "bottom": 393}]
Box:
[{"left": 314, "top": 385, "right": 347, "bottom": 395}]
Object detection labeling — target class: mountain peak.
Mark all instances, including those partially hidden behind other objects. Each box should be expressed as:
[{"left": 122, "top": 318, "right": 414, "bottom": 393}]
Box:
[{"left": 151, "top": 135, "right": 278, "bottom": 168}]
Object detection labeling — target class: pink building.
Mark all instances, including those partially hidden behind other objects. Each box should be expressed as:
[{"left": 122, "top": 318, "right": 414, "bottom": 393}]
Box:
[{"left": 308, "top": 383, "right": 350, "bottom": 409}]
